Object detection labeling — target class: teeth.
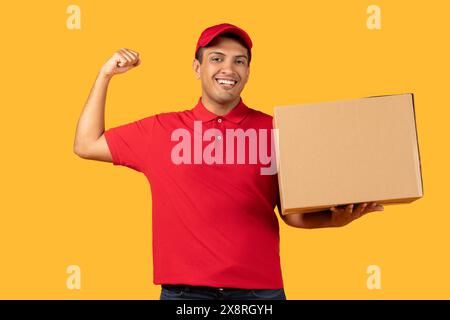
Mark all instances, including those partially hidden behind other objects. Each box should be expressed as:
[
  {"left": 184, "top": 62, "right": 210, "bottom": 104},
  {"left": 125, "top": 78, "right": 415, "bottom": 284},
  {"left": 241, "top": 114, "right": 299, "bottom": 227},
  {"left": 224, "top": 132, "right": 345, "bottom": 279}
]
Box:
[{"left": 216, "top": 79, "right": 236, "bottom": 85}]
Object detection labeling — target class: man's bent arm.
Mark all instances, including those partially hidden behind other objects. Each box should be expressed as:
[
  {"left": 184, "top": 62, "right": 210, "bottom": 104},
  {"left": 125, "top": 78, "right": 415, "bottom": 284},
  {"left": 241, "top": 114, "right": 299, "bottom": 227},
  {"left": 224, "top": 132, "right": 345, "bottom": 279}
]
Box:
[{"left": 73, "top": 48, "right": 141, "bottom": 162}]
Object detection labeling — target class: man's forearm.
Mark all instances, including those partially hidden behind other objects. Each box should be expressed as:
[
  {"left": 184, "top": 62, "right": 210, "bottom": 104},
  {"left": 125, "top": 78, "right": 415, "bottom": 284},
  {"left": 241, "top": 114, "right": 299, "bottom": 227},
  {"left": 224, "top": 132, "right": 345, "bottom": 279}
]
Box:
[
  {"left": 283, "top": 203, "right": 381, "bottom": 229},
  {"left": 73, "top": 71, "right": 112, "bottom": 151},
  {"left": 282, "top": 209, "right": 337, "bottom": 229},
  {"left": 299, "top": 210, "right": 336, "bottom": 229}
]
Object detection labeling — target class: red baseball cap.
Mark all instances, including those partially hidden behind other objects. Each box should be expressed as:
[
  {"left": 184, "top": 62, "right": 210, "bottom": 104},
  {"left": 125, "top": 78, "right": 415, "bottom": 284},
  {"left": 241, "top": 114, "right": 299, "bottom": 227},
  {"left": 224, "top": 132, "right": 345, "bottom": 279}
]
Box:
[{"left": 194, "top": 23, "right": 253, "bottom": 62}]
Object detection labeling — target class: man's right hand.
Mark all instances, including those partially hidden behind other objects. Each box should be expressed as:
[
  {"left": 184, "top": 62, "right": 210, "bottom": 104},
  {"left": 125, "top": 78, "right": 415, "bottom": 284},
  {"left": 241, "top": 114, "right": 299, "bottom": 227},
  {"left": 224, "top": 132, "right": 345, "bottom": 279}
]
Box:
[{"left": 100, "top": 48, "right": 141, "bottom": 77}]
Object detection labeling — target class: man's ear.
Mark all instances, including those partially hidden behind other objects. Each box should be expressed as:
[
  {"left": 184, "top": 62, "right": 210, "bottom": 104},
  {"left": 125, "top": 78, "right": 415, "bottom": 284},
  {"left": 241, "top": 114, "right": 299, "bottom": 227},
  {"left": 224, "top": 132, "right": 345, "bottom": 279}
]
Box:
[{"left": 193, "top": 59, "right": 201, "bottom": 79}]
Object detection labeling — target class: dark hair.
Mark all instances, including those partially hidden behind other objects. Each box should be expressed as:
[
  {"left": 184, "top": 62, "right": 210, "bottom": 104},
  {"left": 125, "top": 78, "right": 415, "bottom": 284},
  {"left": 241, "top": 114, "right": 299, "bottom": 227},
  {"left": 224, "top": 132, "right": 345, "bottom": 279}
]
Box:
[{"left": 195, "top": 32, "right": 251, "bottom": 66}]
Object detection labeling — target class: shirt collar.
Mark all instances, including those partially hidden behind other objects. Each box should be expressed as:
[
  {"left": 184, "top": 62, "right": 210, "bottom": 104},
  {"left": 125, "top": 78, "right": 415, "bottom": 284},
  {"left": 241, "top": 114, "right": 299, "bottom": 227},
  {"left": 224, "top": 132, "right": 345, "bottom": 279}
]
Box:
[{"left": 192, "top": 96, "right": 250, "bottom": 124}]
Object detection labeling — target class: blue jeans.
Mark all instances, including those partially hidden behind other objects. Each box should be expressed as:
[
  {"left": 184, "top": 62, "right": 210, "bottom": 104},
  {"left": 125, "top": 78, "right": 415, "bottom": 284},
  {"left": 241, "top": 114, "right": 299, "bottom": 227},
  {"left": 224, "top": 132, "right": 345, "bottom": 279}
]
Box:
[{"left": 160, "top": 284, "right": 287, "bottom": 300}]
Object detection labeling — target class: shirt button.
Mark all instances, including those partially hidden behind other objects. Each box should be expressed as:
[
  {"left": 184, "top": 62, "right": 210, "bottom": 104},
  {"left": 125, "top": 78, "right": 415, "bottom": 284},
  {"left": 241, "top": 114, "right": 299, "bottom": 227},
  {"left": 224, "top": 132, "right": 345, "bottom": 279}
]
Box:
[
  {"left": 217, "top": 118, "right": 222, "bottom": 123},
  {"left": 217, "top": 135, "right": 222, "bottom": 141},
  {"left": 219, "top": 288, "right": 224, "bottom": 291}
]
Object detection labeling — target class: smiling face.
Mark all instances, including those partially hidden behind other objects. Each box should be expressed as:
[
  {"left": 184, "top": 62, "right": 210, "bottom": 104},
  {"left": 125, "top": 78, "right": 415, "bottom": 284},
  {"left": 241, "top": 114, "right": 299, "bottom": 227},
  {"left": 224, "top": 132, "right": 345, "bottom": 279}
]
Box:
[{"left": 193, "top": 36, "right": 250, "bottom": 107}]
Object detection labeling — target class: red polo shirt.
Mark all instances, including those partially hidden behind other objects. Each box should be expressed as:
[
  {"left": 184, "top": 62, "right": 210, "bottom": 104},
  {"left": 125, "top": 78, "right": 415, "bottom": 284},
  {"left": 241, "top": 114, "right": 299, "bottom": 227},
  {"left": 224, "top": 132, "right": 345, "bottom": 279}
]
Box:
[{"left": 104, "top": 97, "right": 284, "bottom": 289}]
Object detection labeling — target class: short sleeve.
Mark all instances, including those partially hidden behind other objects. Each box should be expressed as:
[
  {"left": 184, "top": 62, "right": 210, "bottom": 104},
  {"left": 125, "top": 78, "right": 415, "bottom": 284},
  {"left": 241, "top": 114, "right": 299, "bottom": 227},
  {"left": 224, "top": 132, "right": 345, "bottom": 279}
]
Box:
[{"left": 104, "top": 116, "right": 155, "bottom": 172}]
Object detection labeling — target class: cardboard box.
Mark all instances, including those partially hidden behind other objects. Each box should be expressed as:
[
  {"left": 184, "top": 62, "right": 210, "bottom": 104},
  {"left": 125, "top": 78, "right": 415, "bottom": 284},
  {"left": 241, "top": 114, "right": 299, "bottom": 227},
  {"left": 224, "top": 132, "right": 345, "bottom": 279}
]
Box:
[{"left": 274, "top": 93, "right": 424, "bottom": 215}]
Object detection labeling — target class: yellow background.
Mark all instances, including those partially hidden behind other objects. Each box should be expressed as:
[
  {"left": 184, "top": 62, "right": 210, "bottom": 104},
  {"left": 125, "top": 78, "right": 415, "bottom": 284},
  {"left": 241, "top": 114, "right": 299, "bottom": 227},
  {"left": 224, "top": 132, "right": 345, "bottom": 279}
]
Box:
[{"left": 0, "top": 0, "right": 448, "bottom": 299}]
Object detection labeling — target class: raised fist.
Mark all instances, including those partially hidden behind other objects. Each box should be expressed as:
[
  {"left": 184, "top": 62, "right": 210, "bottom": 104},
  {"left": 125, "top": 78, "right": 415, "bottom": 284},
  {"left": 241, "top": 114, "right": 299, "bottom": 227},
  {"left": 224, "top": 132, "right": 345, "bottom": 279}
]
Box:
[{"left": 100, "top": 48, "right": 141, "bottom": 77}]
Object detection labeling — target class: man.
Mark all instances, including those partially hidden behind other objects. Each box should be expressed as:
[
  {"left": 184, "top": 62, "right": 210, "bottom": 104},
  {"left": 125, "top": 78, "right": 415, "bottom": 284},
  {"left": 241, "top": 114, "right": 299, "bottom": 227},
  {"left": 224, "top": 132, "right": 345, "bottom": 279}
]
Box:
[{"left": 73, "top": 23, "right": 384, "bottom": 300}]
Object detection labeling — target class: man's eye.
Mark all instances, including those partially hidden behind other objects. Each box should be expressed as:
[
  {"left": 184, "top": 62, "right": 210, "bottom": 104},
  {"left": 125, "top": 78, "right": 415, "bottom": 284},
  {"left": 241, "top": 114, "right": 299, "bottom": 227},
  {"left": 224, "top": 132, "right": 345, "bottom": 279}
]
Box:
[
  {"left": 211, "top": 57, "right": 222, "bottom": 62},
  {"left": 236, "top": 60, "right": 245, "bottom": 64}
]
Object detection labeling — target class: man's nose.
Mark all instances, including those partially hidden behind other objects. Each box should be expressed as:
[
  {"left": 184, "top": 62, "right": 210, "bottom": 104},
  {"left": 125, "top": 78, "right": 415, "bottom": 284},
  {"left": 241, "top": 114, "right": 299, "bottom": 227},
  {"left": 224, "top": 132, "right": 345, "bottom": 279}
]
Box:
[{"left": 219, "top": 59, "right": 236, "bottom": 73}]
